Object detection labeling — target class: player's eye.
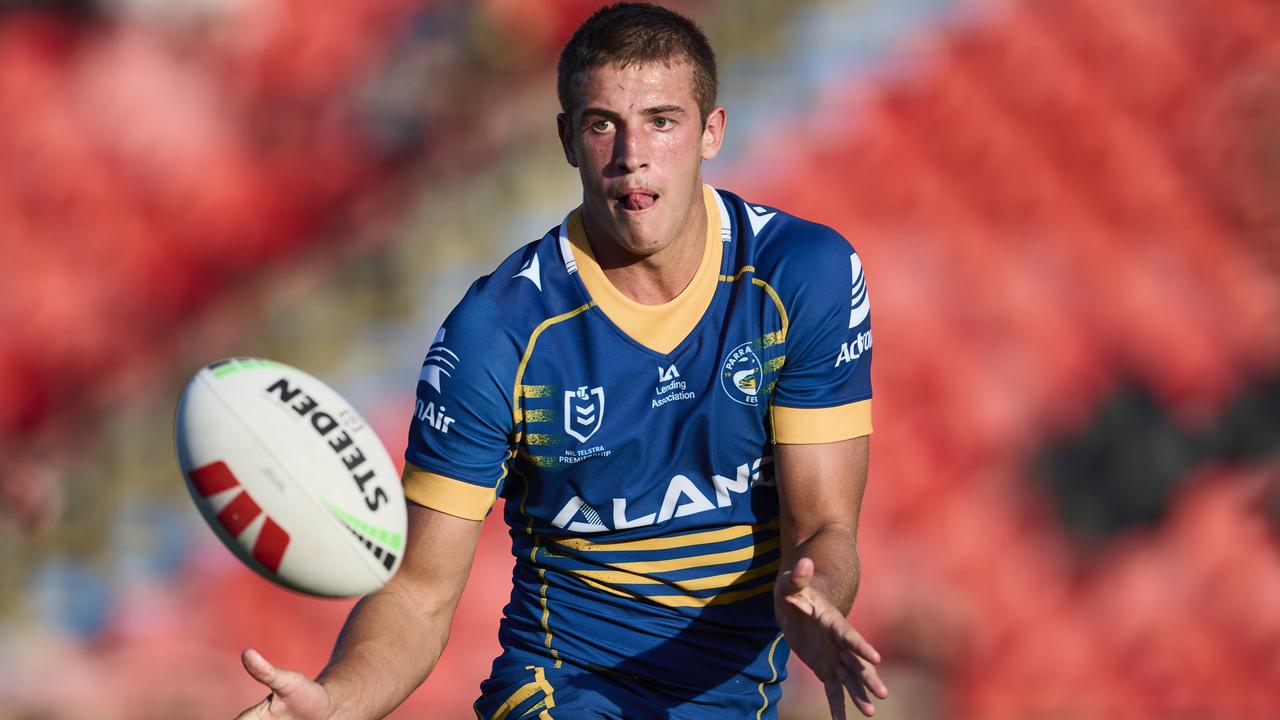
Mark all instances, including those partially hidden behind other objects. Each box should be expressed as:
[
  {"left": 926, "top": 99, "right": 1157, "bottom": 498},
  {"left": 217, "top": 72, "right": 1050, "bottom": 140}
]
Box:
[
  {"left": 589, "top": 119, "right": 613, "bottom": 133},
  {"left": 653, "top": 117, "right": 673, "bottom": 129}
]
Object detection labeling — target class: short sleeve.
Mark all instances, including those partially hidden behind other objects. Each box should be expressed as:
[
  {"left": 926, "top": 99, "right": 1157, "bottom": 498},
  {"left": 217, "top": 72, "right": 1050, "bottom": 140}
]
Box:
[
  {"left": 404, "top": 283, "right": 519, "bottom": 519},
  {"left": 768, "top": 228, "right": 873, "bottom": 444}
]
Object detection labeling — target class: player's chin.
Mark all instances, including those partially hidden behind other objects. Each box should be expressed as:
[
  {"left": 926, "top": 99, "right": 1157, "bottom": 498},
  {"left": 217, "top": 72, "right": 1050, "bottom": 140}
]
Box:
[
  {"left": 606, "top": 217, "right": 663, "bottom": 248},
  {"left": 614, "top": 229, "right": 670, "bottom": 258}
]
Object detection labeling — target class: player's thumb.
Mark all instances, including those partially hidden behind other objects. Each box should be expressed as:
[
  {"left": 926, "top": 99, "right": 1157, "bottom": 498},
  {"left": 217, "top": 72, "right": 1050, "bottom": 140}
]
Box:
[
  {"left": 242, "top": 648, "right": 291, "bottom": 693},
  {"left": 780, "top": 556, "right": 815, "bottom": 596}
]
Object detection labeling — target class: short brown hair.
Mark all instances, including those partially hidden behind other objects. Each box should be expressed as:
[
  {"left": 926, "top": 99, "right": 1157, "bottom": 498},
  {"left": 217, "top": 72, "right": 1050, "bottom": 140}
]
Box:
[{"left": 557, "top": 3, "right": 718, "bottom": 126}]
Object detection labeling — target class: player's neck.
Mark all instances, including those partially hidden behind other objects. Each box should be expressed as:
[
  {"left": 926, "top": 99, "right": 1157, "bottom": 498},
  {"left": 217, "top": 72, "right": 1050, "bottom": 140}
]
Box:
[{"left": 583, "top": 196, "right": 707, "bottom": 306}]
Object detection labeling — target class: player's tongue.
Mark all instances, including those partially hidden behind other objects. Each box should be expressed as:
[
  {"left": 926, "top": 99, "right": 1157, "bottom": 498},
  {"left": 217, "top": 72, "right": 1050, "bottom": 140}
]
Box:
[{"left": 620, "top": 192, "right": 656, "bottom": 211}]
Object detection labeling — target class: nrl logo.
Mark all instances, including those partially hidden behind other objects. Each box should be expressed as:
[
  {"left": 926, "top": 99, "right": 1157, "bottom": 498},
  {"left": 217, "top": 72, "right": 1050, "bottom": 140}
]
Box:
[{"left": 564, "top": 385, "right": 605, "bottom": 442}]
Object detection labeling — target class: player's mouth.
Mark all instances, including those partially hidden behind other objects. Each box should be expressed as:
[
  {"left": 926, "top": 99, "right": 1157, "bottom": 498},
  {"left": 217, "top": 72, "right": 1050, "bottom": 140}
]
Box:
[{"left": 615, "top": 189, "right": 659, "bottom": 213}]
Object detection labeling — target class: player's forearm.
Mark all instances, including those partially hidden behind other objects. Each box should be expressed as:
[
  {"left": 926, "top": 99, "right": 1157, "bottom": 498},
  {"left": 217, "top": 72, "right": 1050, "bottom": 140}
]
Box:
[
  {"left": 787, "top": 523, "right": 861, "bottom": 613},
  {"left": 314, "top": 583, "right": 456, "bottom": 720}
]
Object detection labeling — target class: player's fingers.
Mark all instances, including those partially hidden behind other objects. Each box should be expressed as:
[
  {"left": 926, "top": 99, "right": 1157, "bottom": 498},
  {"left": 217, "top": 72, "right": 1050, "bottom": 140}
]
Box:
[
  {"left": 837, "top": 663, "right": 876, "bottom": 717},
  {"left": 836, "top": 623, "right": 882, "bottom": 665},
  {"left": 842, "top": 652, "right": 889, "bottom": 699},
  {"left": 784, "top": 590, "right": 817, "bottom": 617},
  {"left": 232, "top": 698, "right": 271, "bottom": 720},
  {"left": 823, "top": 677, "right": 848, "bottom": 720}
]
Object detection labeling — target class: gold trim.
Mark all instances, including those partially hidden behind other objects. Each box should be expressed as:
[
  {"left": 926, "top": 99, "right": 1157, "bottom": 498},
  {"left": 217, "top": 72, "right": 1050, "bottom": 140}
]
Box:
[
  {"left": 491, "top": 679, "right": 541, "bottom": 720},
  {"left": 771, "top": 399, "right": 873, "bottom": 444},
  {"left": 534, "top": 666, "right": 556, "bottom": 712},
  {"left": 587, "top": 537, "right": 780, "bottom": 574},
  {"left": 523, "top": 409, "right": 553, "bottom": 423},
  {"left": 552, "top": 520, "right": 777, "bottom": 553},
  {"left": 567, "top": 186, "right": 722, "bottom": 354},
  {"left": 489, "top": 666, "right": 555, "bottom": 720},
  {"left": 718, "top": 265, "right": 756, "bottom": 283},
  {"left": 756, "top": 633, "right": 784, "bottom": 719},
  {"left": 513, "top": 304, "right": 594, "bottom": 424},
  {"left": 751, "top": 277, "right": 789, "bottom": 342},
  {"left": 577, "top": 575, "right": 775, "bottom": 608},
  {"left": 402, "top": 465, "right": 495, "bottom": 521},
  {"left": 571, "top": 559, "right": 781, "bottom": 591},
  {"left": 521, "top": 385, "right": 553, "bottom": 399},
  {"left": 514, "top": 465, "right": 562, "bottom": 669}
]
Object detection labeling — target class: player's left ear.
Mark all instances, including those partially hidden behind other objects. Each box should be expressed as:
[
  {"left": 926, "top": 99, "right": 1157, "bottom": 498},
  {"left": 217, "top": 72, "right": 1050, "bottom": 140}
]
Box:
[{"left": 700, "top": 106, "right": 726, "bottom": 162}]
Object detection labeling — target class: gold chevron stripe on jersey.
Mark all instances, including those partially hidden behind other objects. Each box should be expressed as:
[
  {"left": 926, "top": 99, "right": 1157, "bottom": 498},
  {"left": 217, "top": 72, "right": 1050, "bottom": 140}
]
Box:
[
  {"left": 550, "top": 521, "right": 782, "bottom": 608},
  {"left": 572, "top": 558, "right": 782, "bottom": 591},
  {"left": 577, "top": 536, "right": 780, "bottom": 574},
  {"left": 552, "top": 519, "right": 778, "bottom": 552},
  {"left": 575, "top": 573, "right": 776, "bottom": 609}
]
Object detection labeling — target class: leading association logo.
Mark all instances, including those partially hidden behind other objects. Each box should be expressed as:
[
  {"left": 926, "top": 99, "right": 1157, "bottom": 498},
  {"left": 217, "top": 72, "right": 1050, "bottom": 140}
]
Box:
[{"left": 564, "top": 385, "right": 605, "bottom": 442}]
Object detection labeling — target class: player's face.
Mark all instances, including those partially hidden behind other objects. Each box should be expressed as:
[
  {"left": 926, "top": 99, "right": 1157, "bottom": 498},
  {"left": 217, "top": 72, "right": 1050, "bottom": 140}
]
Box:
[{"left": 558, "top": 61, "right": 725, "bottom": 262}]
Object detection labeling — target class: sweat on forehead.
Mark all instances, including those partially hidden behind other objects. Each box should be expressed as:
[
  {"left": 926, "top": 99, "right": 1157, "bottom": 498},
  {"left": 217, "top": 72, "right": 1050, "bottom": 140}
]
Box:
[{"left": 567, "top": 60, "right": 696, "bottom": 112}]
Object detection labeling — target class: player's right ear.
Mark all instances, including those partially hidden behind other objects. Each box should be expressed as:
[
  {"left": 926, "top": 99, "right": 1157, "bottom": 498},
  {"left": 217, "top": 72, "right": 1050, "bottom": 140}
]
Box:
[{"left": 557, "top": 113, "right": 579, "bottom": 168}]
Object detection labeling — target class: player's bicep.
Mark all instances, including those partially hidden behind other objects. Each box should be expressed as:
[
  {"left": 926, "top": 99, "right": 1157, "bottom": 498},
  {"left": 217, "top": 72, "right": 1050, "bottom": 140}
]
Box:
[
  {"left": 774, "top": 436, "right": 869, "bottom": 548},
  {"left": 382, "top": 476, "right": 484, "bottom": 607}
]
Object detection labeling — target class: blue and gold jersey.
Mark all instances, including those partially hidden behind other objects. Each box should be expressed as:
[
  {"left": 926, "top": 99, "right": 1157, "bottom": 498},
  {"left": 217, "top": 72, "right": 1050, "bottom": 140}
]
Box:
[{"left": 405, "top": 186, "right": 873, "bottom": 717}]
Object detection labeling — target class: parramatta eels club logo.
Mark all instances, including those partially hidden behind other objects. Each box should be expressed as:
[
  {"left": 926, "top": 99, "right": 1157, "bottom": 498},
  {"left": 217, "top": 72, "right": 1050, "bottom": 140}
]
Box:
[
  {"left": 720, "top": 342, "right": 763, "bottom": 406},
  {"left": 564, "top": 385, "right": 605, "bottom": 442}
]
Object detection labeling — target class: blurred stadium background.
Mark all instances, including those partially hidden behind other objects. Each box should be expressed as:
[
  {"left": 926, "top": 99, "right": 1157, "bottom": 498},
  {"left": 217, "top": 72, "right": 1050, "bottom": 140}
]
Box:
[{"left": 1, "top": 0, "right": 1279, "bottom": 717}]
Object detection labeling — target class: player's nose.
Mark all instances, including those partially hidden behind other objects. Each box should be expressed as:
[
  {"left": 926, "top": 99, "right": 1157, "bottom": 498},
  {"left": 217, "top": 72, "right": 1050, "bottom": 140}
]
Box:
[{"left": 612, "top": 126, "right": 649, "bottom": 173}]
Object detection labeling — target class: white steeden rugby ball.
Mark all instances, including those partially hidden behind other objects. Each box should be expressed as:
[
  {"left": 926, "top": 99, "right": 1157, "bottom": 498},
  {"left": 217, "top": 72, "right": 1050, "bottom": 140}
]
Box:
[{"left": 175, "top": 357, "right": 406, "bottom": 598}]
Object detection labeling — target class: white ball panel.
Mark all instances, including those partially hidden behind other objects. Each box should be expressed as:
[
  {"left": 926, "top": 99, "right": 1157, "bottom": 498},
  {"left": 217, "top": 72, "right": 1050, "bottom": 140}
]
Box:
[{"left": 176, "top": 358, "right": 406, "bottom": 598}]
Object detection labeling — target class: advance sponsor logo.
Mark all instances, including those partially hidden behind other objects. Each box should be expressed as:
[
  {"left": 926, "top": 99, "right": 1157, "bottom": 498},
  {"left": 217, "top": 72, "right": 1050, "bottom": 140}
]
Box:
[
  {"left": 835, "top": 329, "right": 872, "bottom": 367},
  {"left": 653, "top": 363, "right": 696, "bottom": 408}
]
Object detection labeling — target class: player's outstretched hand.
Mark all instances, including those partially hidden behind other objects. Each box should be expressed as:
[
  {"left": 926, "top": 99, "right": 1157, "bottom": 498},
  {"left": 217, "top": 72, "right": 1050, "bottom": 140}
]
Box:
[
  {"left": 234, "top": 649, "right": 334, "bottom": 720},
  {"left": 776, "top": 557, "right": 889, "bottom": 719}
]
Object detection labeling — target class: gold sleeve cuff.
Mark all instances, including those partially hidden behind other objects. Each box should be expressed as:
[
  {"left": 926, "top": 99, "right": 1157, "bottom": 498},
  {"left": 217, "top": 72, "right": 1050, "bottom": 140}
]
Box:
[
  {"left": 770, "top": 399, "right": 873, "bottom": 444},
  {"left": 402, "top": 464, "right": 496, "bottom": 521}
]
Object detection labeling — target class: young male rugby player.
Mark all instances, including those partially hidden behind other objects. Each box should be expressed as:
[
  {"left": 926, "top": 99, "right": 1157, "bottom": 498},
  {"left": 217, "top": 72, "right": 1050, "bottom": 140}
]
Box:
[{"left": 235, "top": 4, "right": 886, "bottom": 718}]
